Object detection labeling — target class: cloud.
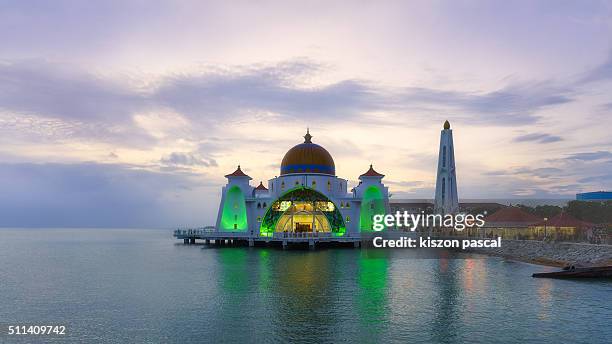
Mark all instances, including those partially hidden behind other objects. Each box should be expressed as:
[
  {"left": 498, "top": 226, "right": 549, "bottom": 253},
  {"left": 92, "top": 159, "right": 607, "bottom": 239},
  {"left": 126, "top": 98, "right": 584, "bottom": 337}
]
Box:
[
  {"left": 0, "top": 162, "right": 215, "bottom": 227},
  {"left": 152, "top": 64, "right": 383, "bottom": 122},
  {"left": 153, "top": 65, "right": 573, "bottom": 126},
  {"left": 578, "top": 173, "right": 612, "bottom": 184},
  {"left": 399, "top": 82, "right": 573, "bottom": 125},
  {"left": 0, "top": 58, "right": 575, "bottom": 147},
  {"left": 160, "top": 152, "right": 218, "bottom": 167},
  {"left": 564, "top": 151, "right": 612, "bottom": 161},
  {"left": 0, "top": 60, "right": 143, "bottom": 122},
  {"left": 513, "top": 132, "right": 563, "bottom": 144},
  {"left": 485, "top": 167, "right": 564, "bottom": 178},
  {"left": 579, "top": 49, "right": 612, "bottom": 84}
]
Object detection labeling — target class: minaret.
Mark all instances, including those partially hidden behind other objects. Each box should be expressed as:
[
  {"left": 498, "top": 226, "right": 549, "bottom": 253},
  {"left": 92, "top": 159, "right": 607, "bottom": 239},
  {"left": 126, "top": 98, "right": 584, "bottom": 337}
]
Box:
[{"left": 434, "top": 120, "right": 459, "bottom": 214}]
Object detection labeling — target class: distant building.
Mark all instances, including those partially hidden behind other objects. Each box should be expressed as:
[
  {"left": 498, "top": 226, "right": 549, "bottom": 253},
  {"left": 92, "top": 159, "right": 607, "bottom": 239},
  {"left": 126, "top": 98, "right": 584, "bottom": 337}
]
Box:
[
  {"left": 434, "top": 120, "right": 459, "bottom": 214},
  {"left": 529, "top": 213, "right": 595, "bottom": 242},
  {"left": 576, "top": 191, "right": 612, "bottom": 201}
]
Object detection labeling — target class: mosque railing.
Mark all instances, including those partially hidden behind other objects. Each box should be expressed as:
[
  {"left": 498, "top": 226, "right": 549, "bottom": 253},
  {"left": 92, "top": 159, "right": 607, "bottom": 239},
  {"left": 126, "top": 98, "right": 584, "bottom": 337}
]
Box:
[
  {"left": 174, "top": 227, "right": 215, "bottom": 236},
  {"left": 272, "top": 232, "right": 333, "bottom": 239}
]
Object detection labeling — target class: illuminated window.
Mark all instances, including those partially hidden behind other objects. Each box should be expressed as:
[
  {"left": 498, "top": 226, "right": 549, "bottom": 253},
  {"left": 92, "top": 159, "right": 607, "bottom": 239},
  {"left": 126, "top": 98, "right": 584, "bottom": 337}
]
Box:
[
  {"left": 257, "top": 216, "right": 262, "bottom": 222},
  {"left": 281, "top": 181, "right": 285, "bottom": 190},
  {"left": 278, "top": 201, "right": 291, "bottom": 211},
  {"left": 327, "top": 181, "right": 331, "bottom": 191},
  {"left": 257, "top": 203, "right": 261, "bottom": 208},
  {"left": 346, "top": 216, "right": 350, "bottom": 222},
  {"left": 295, "top": 180, "right": 299, "bottom": 186},
  {"left": 263, "top": 202, "right": 267, "bottom": 208},
  {"left": 312, "top": 180, "right": 316, "bottom": 189},
  {"left": 346, "top": 202, "right": 350, "bottom": 208}
]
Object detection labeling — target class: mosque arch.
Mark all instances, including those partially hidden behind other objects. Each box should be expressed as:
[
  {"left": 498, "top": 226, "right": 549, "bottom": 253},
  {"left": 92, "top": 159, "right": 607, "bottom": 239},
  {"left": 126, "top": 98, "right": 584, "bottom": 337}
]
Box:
[
  {"left": 360, "top": 185, "right": 386, "bottom": 231},
  {"left": 220, "top": 185, "right": 248, "bottom": 231},
  {"left": 259, "top": 187, "right": 346, "bottom": 237}
]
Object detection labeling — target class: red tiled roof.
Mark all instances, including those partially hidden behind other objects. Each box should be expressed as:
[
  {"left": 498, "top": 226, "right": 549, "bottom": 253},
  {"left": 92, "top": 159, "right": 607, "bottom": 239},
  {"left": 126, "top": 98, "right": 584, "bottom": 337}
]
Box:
[
  {"left": 484, "top": 206, "right": 541, "bottom": 226},
  {"left": 225, "top": 165, "right": 251, "bottom": 178},
  {"left": 359, "top": 164, "right": 385, "bottom": 178},
  {"left": 533, "top": 212, "right": 594, "bottom": 229},
  {"left": 254, "top": 181, "right": 268, "bottom": 191}
]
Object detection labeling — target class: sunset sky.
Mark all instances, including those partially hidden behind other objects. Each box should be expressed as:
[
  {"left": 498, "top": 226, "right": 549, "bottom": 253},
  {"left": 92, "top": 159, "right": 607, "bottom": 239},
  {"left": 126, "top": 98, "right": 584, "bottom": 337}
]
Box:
[{"left": 1, "top": 1, "right": 611, "bottom": 227}]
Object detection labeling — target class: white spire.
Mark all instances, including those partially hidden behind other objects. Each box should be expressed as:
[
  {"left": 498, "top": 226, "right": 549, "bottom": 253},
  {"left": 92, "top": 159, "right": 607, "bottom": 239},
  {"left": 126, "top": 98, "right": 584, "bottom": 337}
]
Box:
[{"left": 434, "top": 121, "right": 459, "bottom": 214}]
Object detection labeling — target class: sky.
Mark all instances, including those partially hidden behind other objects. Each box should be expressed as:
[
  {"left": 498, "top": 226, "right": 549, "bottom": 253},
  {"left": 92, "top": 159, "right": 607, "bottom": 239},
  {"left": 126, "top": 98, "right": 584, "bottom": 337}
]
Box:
[{"left": 1, "top": 0, "right": 612, "bottom": 228}]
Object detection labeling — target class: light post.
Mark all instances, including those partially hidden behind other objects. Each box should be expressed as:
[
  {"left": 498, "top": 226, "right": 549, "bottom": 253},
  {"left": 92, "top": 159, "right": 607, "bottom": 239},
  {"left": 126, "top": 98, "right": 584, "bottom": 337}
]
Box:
[{"left": 543, "top": 217, "right": 548, "bottom": 240}]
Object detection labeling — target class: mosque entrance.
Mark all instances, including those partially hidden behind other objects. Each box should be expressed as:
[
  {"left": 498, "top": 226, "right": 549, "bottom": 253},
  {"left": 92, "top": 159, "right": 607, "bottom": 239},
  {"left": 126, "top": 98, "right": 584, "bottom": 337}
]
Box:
[
  {"left": 259, "top": 187, "right": 346, "bottom": 236},
  {"left": 273, "top": 201, "right": 332, "bottom": 233}
]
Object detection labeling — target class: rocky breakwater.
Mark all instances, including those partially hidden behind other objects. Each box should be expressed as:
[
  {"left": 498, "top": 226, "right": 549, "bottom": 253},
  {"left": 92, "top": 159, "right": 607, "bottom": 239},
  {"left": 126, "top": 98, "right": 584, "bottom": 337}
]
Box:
[{"left": 468, "top": 239, "right": 612, "bottom": 267}]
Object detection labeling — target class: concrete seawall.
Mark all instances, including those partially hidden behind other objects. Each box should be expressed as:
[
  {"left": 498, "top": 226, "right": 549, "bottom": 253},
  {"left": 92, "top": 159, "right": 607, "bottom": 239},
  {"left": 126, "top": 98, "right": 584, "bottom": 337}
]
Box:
[{"left": 468, "top": 239, "right": 612, "bottom": 266}]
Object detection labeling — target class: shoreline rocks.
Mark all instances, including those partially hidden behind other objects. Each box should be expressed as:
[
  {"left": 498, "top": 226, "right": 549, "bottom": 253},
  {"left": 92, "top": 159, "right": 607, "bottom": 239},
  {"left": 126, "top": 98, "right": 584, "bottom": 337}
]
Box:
[{"left": 466, "top": 239, "right": 612, "bottom": 267}]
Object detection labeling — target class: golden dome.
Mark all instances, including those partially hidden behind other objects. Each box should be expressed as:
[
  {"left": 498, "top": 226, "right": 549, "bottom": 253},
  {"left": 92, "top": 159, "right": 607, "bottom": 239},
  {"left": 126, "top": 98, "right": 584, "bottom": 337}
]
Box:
[{"left": 280, "top": 130, "right": 335, "bottom": 175}]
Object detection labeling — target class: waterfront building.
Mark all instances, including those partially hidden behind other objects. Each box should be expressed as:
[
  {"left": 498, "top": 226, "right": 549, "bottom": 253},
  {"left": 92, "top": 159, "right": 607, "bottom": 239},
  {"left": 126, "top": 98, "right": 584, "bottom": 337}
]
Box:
[
  {"left": 576, "top": 191, "right": 612, "bottom": 201},
  {"left": 214, "top": 130, "right": 391, "bottom": 238},
  {"left": 529, "top": 213, "right": 595, "bottom": 242},
  {"left": 434, "top": 120, "right": 459, "bottom": 214},
  {"left": 482, "top": 206, "right": 542, "bottom": 239}
]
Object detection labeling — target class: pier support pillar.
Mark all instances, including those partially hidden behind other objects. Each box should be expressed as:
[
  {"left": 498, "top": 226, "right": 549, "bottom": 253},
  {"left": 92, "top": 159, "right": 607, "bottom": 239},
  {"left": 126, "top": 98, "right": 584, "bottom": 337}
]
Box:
[
  {"left": 249, "top": 239, "right": 254, "bottom": 247},
  {"left": 205, "top": 239, "right": 210, "bottom": 244},
  {"left": 309, "top": 241, "right": 315, "bottom": 250},
  {"left": 354, "top": 241, "right": 360, "bottom": 248},
  {"left": 184, "top": 238, "right": 189, "bottom": 244},
  {"left": 190, "top": 238, "right": 196, "bottom": 244},
  {"left": 282, "top": 241, "right": 288, "bottom": 250}
]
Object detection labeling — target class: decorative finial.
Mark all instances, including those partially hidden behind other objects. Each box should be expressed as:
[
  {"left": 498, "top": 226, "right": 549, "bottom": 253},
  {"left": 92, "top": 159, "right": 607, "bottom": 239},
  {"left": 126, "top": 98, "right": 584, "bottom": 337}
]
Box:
[
  {"left": 304, "top": 128, "right": 312, "bottom": 143},
  {"left": 443, "top": 120, "right": 451, "bottom": 130}
]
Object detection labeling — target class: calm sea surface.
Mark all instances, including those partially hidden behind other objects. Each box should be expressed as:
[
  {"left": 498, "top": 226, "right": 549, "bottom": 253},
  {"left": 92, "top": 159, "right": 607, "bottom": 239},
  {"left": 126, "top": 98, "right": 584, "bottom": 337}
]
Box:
[{"left": 0, "top": 229, "right": 610, "bottom": 344}]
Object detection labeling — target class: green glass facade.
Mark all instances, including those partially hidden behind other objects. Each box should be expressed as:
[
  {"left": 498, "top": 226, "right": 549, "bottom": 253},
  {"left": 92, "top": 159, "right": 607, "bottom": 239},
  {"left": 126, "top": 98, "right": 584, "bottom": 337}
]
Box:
[
  {"left": 359, "top": 185, "right": 386, "bottom": 231},
  {"left": 220, "top": 185, "right": 248, "bottom": 231},
  {"left": 260, "top": 187, "right": 346, "bottom": 237}
]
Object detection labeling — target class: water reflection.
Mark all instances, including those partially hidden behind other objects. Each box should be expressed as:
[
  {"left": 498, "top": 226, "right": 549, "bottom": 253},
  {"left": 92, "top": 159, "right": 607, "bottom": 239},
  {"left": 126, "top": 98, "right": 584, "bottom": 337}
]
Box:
[
  {"left": 431, "top": 256, "right": 462, "bottom": 343},
  {"left": 204, "top": 245, "right": 610, "bottom": 344},
  {"left": 537, "top": 278, "right": 553, "bottom": 320},
  {"left": 356, "top": 250, "right": 390, "bottom": 341}
]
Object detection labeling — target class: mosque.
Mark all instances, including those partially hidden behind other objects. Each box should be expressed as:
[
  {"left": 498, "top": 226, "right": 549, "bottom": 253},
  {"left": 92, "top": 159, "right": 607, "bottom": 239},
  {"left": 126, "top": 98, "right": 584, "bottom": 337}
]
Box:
[
  {"left": 215, "top": 129, "right": 390, "bottom": 238},
  {"left": 175, "top": 122, "right": 458, "bottom": 245}
]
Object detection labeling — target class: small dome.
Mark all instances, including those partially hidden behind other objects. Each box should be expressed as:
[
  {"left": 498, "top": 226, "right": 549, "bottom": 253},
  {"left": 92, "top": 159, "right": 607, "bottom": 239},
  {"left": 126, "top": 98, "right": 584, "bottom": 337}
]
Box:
[
  {"left": 444, "top": 120, "right": 451, "bottom": 130},
  {"left": 280, "top": 130, "right": 335, "bottom": 175}
]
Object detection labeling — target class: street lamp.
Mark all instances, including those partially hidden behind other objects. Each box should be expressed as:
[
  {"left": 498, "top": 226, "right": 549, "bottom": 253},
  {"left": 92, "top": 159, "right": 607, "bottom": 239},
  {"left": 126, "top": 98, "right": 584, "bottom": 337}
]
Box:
[{"left": 543, "top": 217, "right": 548, "bottom": 240}]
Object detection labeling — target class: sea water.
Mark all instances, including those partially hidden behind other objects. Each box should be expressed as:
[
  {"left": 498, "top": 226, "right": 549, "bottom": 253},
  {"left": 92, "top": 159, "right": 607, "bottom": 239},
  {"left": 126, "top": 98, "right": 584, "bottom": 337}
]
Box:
[{"left": 0, "top": 228, "right": 610, "bottom": 343}]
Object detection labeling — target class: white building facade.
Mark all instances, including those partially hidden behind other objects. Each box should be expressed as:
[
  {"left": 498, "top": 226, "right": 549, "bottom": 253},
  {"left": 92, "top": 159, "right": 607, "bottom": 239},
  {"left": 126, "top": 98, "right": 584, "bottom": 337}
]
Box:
[{"left": 214, "top": 130, "right": 390, "bottom": 237}]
